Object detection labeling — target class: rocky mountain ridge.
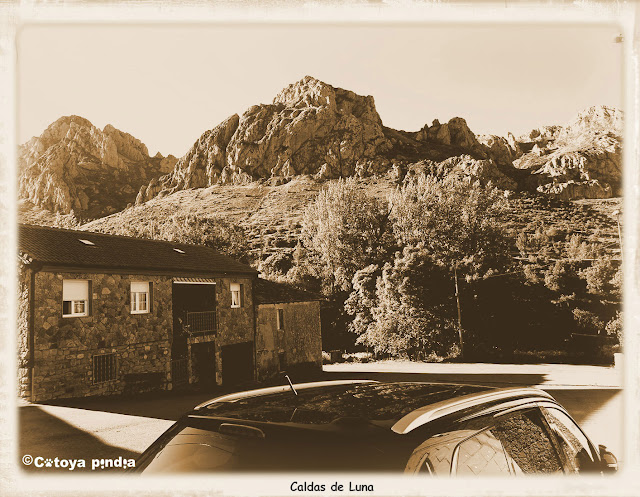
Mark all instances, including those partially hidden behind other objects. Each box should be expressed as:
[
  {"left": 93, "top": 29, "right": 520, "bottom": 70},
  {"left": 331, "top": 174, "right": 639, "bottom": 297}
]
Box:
[
  {"left": 18, "top": 116, "right": 177, "bottom": 219},
  {"left": 20, "top": 77, "right": 623, "bottom": 222},
  {"left": 136, "top": 76, "right": 622, "bottom": 205}
]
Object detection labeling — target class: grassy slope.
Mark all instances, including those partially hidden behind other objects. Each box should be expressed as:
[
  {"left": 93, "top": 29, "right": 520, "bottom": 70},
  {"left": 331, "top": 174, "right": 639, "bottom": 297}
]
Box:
[
  {"left": 80, "top": 175, "right": 622, "bottom": 266},
  {"left": 82, "top": 175, "right": 398, "bottom": 258}
]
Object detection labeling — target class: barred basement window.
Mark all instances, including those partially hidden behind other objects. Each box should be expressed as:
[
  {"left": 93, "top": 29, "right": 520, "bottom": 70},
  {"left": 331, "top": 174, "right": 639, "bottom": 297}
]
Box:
[{"left": 92, "top": 353, "right": 117, "bottom": 384}]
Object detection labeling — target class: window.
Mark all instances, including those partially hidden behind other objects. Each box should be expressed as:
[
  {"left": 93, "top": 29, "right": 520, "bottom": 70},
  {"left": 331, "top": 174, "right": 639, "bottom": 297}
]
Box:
[
  {"left": 92, "top": 353, "right": 117, "bottom": 383},
  {"left": 277, "top": 308, "right": 285, "bottom": 330},
  {"left": 131, "top": 281, "right": 150, "bottom": 314},
  {"left": 62, "top": 279, "right": 89, "bottom": 317},
  {"left": 230, "top": 283, "right": 244, "bottom": 308},
  {"left": 491, "top": 409, "right": 564, "bottom": 474},
  {"left": 542, "top": 407, "right": 597, "bottom": 474}
]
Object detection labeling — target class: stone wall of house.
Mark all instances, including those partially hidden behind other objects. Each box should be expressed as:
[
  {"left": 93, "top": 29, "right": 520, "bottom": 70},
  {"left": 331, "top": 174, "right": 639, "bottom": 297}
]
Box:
[
  {"left": 213, "top": 276, "right": 256, "bottom": 385},
  {"left": 17, "top": 262, "right": 31, "bottom": 399},
  {"left": 256, "top": 301, "right": 322, "bottom": 380},
  {"left": 30, "top": 271, "right": 173, "bottom": 401}
]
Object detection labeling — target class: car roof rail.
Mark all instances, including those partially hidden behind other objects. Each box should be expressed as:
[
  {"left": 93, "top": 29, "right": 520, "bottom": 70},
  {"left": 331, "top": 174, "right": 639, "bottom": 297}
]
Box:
[{"left": 391, "top": 387, "right": 555, "bottom": 435}]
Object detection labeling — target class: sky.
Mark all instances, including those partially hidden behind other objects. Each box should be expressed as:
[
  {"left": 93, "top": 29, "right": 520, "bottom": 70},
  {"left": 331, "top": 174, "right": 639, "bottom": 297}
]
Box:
[{"left": 17, "top": 23, "right": 623, "bottom": 158}]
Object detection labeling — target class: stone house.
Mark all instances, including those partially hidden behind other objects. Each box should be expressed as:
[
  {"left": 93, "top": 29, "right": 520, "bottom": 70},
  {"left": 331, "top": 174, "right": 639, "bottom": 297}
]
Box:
[{"left": 17, "top": 224, "right": 322, "bottom": 402}]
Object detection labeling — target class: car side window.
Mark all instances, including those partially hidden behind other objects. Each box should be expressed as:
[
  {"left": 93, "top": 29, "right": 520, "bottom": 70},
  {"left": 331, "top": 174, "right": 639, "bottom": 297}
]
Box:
[
  {"left": 455, "top": 429, "right": 512, "bottom": 476},
  {"left": 490, "top": 409, "right": 564, "bottom": 474},
  {"left": 541, "top": 407, "right": 597, "bottom": 474}
]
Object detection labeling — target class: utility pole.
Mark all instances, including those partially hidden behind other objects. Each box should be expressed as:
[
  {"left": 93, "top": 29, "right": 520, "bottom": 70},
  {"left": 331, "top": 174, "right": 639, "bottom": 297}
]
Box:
[
  {"left": 454, "top": 264, "right": 464, "bottom": 359},
  {"left": 613, "top": 209, "right": 623, "bottom": 261}
]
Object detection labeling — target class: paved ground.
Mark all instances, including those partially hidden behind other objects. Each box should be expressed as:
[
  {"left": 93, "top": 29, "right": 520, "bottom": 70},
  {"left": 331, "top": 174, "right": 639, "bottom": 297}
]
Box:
[
  {"left": 18, "top": 362, "right": 624, "bottom": 472},
  {"left": 323, "top": 361, "right": 623, "bottom": 388}
]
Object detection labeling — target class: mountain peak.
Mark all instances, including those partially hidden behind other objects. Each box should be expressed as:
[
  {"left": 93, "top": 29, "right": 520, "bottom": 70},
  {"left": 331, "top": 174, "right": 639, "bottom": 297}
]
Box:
[{"left": 18, "top": 116, "right": 172, "bottom": 219}]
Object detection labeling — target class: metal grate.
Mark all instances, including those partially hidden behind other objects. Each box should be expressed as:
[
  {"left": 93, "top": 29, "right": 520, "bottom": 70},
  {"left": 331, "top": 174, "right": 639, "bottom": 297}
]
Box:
[
  {"left": 186, "top": 311, "right": 217, "bottom": 335},
  {"left": 171, "top": 358, "right": 189, "bottom": 387},
  {"left": 92, "top": 353, "right": 117, "bottom": 384}
]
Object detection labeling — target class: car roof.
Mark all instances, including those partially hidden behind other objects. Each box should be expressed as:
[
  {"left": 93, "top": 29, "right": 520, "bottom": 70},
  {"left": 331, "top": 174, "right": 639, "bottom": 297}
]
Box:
[
  {"left": 193, "top": 381, "right": 494, "bottom": 428},
  {"left": 191, "top": 381, "right": 557, "bottom": 434}
]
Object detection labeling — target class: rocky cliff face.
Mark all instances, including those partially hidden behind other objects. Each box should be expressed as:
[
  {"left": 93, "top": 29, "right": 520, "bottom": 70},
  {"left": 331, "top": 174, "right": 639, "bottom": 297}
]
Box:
[
  {"left": 23, "top": 81, "right": 621, "bottom": 218},
  {"left": 134, "top": 77, "right": 622, "bottom": 205},
  {"left": 513, "top": 106, "right": 622, "bottom": 198},
  {"left": 19, "top": 116, "right": 176, "bottom": 219},
  {"left": 137, "top": 76, "right": 393, "bottom": 203}
]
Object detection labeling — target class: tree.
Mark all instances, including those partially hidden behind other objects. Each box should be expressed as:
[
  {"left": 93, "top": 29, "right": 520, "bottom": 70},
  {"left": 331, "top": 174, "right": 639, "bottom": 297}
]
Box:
[
  {"left": 301, "top": 178, "right": 395, "bottom": 294},
  {"left": 390, "top": 174, "right": 511, "bottom": 279},
  {"left": 344, "top": 264, "right": 380, "bottom": 337},
  {"left": 158, "top": 214, "right": 252, "bottom": 264},
  {"left": 355, "top": 246, "right": 461, "bottom": 360}
]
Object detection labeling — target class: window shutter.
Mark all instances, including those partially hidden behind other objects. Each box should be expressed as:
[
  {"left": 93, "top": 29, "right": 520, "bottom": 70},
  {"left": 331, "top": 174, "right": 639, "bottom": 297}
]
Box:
[
  {"left": 63, "top": 280, "right": 89, "bottom": 300},
  {"left": 149, "top": 282, "right": 154, "bottom": 313},
  {"left": 88, "top": 280, "right": 93, "bottom": 316},
  {"left": 240, "top": 284, "right": 245, "bottom": 307},
  {"left": 131, "top": 281, "right": 149, "bottom": 293}
]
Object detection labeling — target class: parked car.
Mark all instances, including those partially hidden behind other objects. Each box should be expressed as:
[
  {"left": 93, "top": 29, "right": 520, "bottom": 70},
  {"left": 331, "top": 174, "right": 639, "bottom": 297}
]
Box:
[{"left": 133, "top": 380, "right": 618, "bottom": 475}]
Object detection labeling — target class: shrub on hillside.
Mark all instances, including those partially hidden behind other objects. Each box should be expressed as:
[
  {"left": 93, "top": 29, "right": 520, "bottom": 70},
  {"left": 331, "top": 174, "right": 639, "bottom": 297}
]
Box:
[
  {"left": 565, "top": 234, "right": 603, "bottom": 260},
  {"left": 544, "top": 260, "right": 582, "bottom": 293},
  {"left": 579, "top": 257, "right": 619, "bottom": 296},
  {"left": 572, "top": 308, "right": 605, "bottom": 335},
  {"left": 605, "top": 311, "right": 623, "bottom": 344}
]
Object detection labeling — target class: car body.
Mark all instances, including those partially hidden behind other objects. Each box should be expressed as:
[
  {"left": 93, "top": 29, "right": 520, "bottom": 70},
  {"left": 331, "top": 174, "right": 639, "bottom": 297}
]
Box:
[{"left": 133, "top": 380, "right": 617, "bottom": 475}]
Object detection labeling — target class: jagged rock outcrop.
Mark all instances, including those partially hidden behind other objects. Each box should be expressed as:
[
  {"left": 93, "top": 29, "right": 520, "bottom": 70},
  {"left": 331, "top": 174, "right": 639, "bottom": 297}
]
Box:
[
  {"left": 415, "top": 117, "right": 487, "bottom": 159},
  {"left": 477, "top": 134, "right": 521, "bottom": 167},
  {"left": 406, "top": 155, "right": 517, "bottom": 191},
  {"left": 513, "top": 106, "right": 622, "bottom": 199},
  {"left": 140, "top": 76, "right": 393, "bottom": 202},
  {"left": 537, "top": 179, "right": 613, "bottom": 201},
  {"left": 19, "top": 116, "right": 175, "bottom": 219}
]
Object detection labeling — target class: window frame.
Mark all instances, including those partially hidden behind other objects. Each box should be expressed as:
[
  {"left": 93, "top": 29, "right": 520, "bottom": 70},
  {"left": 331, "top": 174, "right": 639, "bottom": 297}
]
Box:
[
  {"left": 62, "top": 279, "right": 90, "bottom": 318},
  {"left": 539, "top": 404, "right": 599, "bottom": 473},
  {"left": 131, "top": 281, "right": 151, "bottom": 315},
  {"left": 277, "top": 308, "right": 285, "bottom": 330},
  {"left": 230, "top": 283, "right": 243, "bottom": 308}
]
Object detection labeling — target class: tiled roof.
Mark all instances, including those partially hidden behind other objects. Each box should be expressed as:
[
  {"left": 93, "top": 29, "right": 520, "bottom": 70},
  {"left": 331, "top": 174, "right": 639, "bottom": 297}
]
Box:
[
  {"left": 18, "top": 224, "right": 257, "bottom": 275},
  {"left": 254, "top": 278, "right": 322, "bottom": 304}
]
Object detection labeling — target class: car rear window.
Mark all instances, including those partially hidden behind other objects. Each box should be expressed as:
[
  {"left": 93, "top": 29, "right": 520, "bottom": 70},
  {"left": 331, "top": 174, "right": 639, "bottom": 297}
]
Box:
[{"left": 138, "top": 427, "right": 240, "bottom": 473}]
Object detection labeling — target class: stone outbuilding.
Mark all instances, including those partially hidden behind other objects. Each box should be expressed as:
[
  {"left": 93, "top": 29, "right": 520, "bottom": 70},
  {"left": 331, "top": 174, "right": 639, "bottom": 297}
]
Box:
[
  {"left": 254, "top": 278, "right": 323, "bottom": 380},
  {"left": 17, "top": 224, "right": 322, "bottom": 401}
]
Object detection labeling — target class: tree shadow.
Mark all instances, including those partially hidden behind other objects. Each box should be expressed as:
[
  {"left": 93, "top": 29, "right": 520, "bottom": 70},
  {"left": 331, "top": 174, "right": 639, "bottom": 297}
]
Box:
[{"left": 19, "top": 405, "right": 140, "bottom": 473}]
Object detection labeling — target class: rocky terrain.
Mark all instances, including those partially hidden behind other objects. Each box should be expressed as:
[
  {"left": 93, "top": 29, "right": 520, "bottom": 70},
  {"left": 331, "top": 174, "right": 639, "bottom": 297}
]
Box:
[
  {"left": 19, "top": 77, "right": 623, "bottom": 226},
  {"left": 512, "top": 106, "right": 622, "bottom": 200},
  {"left": 135, "top": 77, "right": 621, "bottom": 206},
  {"left": 18, "top": 116, "right": 176, "bottom": 219}
]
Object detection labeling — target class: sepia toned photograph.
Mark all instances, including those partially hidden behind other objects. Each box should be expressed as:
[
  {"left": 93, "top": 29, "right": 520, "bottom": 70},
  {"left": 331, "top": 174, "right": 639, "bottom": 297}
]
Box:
[{"left": 1, "top": 2, "right": 637, "bottom": 495}]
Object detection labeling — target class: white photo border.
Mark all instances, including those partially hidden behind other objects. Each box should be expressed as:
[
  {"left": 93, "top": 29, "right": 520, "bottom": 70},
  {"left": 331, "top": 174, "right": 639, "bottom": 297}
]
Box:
[{"left": 0, "top": 1, "right": 638, "bottom": 496}]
